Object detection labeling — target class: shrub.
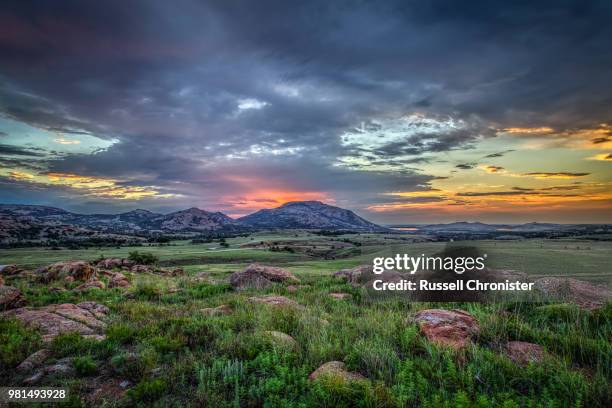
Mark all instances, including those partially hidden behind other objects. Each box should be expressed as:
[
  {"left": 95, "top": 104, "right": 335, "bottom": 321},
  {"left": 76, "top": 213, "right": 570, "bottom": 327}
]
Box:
[
  {"left": 128, "top": 251, "right": 158, "bottom": 265},
  {"left": 127, "top": 379, "right": 167, "bottom": 402},
  {"left": 73, "top": 355, "right": 97, "bottom": 376},
  {"left": 0, "top": 318, "right": 41, "bottom": 367}
]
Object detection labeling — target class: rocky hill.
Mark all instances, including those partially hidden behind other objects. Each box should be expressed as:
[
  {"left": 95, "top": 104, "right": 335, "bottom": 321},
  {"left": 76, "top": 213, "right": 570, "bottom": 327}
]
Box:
[
  {"left": 238, "top": 201, "right": 386, "bottom": 231},
  {"left": 143, "top": 208, "right": 239, "bottom": 232}
]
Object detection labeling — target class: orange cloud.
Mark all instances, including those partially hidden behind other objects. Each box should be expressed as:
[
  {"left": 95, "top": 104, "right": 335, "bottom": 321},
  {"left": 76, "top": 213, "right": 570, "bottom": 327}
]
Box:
[
  {"left": 586, "top": 153, "right": 612, "bottom": 161},
  {"left": 480, "top": 165, "right": 505, "bottom": 173},
  {"left": 502, "top": 127, "right": 554, "bottom": 134},
  {"left": 7, "top": 171, "right": 34, "bottom": 180},
  {"left": 8, "top": 171, "right": 175, "bottom": 200}
]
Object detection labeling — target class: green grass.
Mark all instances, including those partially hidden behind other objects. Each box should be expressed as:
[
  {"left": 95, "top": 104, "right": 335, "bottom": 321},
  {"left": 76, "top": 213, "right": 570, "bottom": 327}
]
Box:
[{"left": 1, "top": 235, "right": 611, "bottom": 406}]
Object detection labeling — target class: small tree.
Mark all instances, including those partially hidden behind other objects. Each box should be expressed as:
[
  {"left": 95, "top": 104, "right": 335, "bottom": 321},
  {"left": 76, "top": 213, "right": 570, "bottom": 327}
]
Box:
[{"left": 128, "top": 251, "right": 158, "bottom": 265}]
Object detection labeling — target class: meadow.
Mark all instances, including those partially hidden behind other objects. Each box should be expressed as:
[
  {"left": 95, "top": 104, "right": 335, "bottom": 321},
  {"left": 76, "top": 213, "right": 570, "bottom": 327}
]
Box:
[{"left": 1, "top": 233, "right": 611, "bottom": 407}]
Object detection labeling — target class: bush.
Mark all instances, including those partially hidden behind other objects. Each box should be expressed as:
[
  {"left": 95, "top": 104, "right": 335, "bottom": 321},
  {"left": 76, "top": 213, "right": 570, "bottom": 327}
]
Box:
[
  {"left": 0, "top": 318, "right": 41, "bottom": 367},
  {"left": 73, "top": 355, "right": 97, "bottom": 376},
  {"left": 127, "top": 379, "right": 167, "bottom": 402},
  {"left": 128, "top": 251, "right": 158, "bottom": 265}
]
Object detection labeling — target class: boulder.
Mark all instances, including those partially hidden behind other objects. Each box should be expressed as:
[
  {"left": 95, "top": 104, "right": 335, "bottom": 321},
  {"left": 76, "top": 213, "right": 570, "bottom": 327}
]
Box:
[
  {"left": 86, "top": 378, "right": 128, "bottom": 405},
  {"left": 263, "top": 331, "right": 298, "bottom": 351},
  {"left": 329, "top": 292, "right": 351, "bottom": 300},
  {"left": 201, "top": 304, "right": 232, "bottom": 317},
  {"left": 534, "top": 277, "right": 612, "bottom": 310},
  {"left": 36, "top": 261, "right": 95, "bottom": 282},
  {"left": 169, "top": 267, "right": 185, "bottom": 276},
  {"left": 23, "top": 357, "right": 75, "bottom": 385},
  {"left": 248, "top": 295, "right": 303, "bottom": 309},
  {"left": 48, "top": 287, "right": 67, "bottom": 294},
  {"left": 108, "top": 272, "right": 130, "bottom": 288},
  {"left": 308, "top": 361, "right": 365, "bottom": 382},
  {"left": 74, "top": 279, "right": 106, "bottom": 292},
  {"left": 0, "top": 264, "right": 23, "bottom": 276},
  {"left": 505, "top": 341, "right": 544, "bottom": 365},
  {"left": 96, "top": 258, "right": 133, "bottom": 270},
  {"left": 1, "top": 302, "right": 109, "bottom": 342},
  {"left": 333, "top": 265, "right": 369, "bottom": 284},
  {"left": 230, "top": 264, "right": 299, "bottom": 290},
  {"left": 413, "top": 309, "right": 479, "bottom": 350},
  {"left": 131, "top": 264, "right": 152, "bottom": 274},
  {"left": 286, "top": 284, "right": 309, "bottom": 293},
  {"left": 17, "top": 349, "right": 52, "bottom": 373},
  {"left": 0, "top": 285, "right": 26, "bottom": 310}
]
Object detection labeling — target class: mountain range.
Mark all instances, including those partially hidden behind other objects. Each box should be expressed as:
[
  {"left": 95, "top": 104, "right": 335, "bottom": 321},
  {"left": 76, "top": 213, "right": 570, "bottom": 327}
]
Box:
[{"left": 0, "top": 201, "right": 386, "bottom": 242}]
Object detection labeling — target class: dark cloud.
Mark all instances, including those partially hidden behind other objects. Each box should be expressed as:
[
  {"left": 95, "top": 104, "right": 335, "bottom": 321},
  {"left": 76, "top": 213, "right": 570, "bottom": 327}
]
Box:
[
  {"left": 0, "top": 0, "right": 610, "bottom": 218},
  {"left": 523, "top": 172, "right": 590, "bottom": 178},
  {"left": 0, "top": 143, "right": 46, "bottom": 156},
  {"left": 455, "top": 163, "right": 477, "bottom": 170},
  {"left": 483, "top": 149, "right": 514, "bottom": 158}
]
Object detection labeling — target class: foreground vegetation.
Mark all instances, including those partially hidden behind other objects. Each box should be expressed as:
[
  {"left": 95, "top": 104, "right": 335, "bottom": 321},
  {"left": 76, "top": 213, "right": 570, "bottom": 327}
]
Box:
[{"left": 1, "top": 234, "right": 611, "bottom": 406}]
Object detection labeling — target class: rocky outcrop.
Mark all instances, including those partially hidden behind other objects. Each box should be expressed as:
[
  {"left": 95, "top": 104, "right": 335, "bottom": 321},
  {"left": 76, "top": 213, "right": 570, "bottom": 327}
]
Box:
[
  {"left": 23, "top": 357, "right": 75, "bottom": 385},
  {"left": 329, "top": 292, "right": 351, "bottom": 300},
  {"left": 248, "top": 295, "right": 303, "bottom": 309},
  {"left": 263, "top": 331, "right": 298, "bottom": 351},
  {"left": 201, "top": 304, "right": 232, "bottom": 316},
  {"left": 230, "top": 264, "right": 299, "bottom": 290},
  {"left": 131, "top": 264, "right": 152, "bottom": 274},
  {"left": 74, "top": 279, "right": 106, "bottom": 292},
  {"left": 0, "top": 285, "right": 26, "bottom": 310},
  {"left": 534, "top": 277, "right": 612, "bottom": 310},
  {"left": 286, "top": 284, "right": 309, "bottom": 293},
  {"left": 1, "top": 302, "right": 109, "bottom": 342},
  {"left": 0, "top": 264, "right": 23, "bottom": 276},
  {"left": 308, "top": 361, "right": 365, "bottom": 382},
  {"left": 413, "top": 309, "right": 479, "bottom": 350},
  {"left": 167, "top": 267, "right": 185, "bottom": 276},
  {"left": 505, "top": 341, "right": 544, "bottom": 365},
  {"left": 333, "top": 265, "right": 369, "bottom": 284},
  {"left": 17, "top": 349, "right": 52, "bottom": 373},
  {"left": 108, "top": 272, "right": 130, "bottom": 288},
  {"left": 96, "top": 258, "right": 134, "bottom": 269},
  {"left": 36, "top": 261, "right": 95, "bottom": 282}
]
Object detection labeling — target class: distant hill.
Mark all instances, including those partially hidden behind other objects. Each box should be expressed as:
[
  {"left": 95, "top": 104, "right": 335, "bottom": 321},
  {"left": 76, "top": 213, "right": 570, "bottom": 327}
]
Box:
[
  {"left": 0, "top": 201, "right": 385, "bottom": 243},
  {"left": 238, "top": 201, "right": 386, "bottom": 231},
  {"left": 143, "top": 208, "right": 238, "bottom": 231}
]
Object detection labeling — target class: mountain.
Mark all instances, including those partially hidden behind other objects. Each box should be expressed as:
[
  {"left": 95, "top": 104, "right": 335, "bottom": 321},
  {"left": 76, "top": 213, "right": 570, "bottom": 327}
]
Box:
[
  {"left": 238, "top": 201, "right": 386, "bottom": 231},
  {"left": 0, "top": 204, "right": 70, "bottom": 217},
  {"left": 143, "top": 208, "right": 239, "bottom": 231}
]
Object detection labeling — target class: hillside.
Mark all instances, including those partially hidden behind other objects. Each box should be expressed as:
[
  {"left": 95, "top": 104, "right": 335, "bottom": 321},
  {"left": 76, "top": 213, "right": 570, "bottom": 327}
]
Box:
[{"left": 238, "top": 201, "right": 386, "bottom": 231}]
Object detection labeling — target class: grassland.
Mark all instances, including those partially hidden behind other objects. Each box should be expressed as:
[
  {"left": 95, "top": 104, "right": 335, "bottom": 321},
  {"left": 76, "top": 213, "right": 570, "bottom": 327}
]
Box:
[{"left": 1, "top": 233, "right": 611, "bottom": 407}]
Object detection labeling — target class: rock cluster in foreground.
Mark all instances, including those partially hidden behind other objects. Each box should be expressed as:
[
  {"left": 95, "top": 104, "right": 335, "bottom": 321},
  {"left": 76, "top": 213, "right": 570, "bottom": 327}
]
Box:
[{"left": 1, "top": 302, "right": 109, "bottom": 342}]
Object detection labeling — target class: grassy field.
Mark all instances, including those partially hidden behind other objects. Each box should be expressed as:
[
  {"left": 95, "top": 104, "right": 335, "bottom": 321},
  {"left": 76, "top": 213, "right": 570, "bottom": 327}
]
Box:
[
  {"left": 1, "top": 234, "right": 611, "bottom": 406},
  {"left": 2, "top": 233, "right": 611, "bottom": 283}
]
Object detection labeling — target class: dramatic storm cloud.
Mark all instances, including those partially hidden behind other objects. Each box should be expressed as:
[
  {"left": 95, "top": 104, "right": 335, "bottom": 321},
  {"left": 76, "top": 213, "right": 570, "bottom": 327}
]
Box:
[{"left": 1, "top": 0, "right": 611, "bottom": 222}]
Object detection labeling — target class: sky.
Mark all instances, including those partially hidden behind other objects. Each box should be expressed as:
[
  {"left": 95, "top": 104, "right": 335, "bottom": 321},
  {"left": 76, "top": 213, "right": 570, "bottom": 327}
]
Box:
[{"left": 0, "top": 0, "right": 611, "bottom": 224}]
